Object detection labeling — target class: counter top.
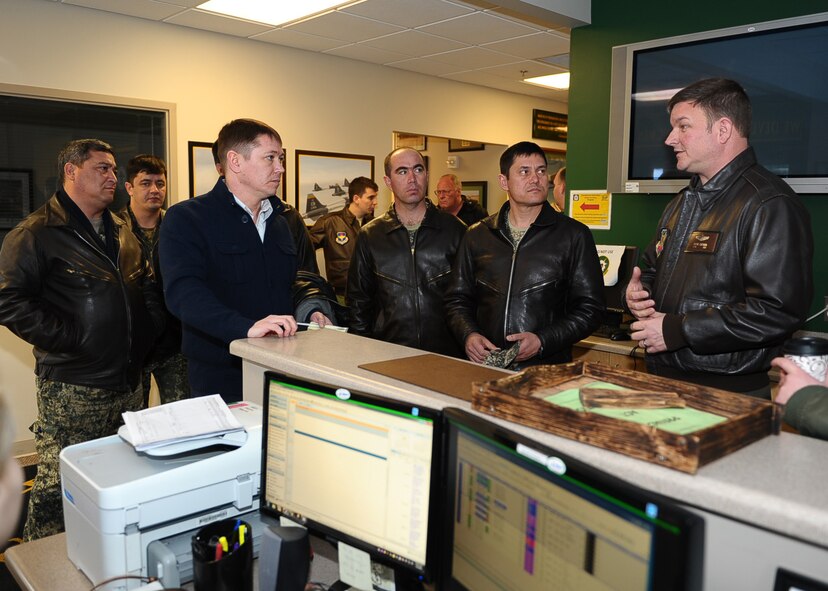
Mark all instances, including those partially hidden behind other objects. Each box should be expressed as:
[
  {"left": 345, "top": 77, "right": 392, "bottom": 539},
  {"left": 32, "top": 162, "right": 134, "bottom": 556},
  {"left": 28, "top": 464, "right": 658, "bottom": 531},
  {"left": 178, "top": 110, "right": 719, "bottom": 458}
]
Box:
[{"left": 231, "top": 330, "right": 828, "bottom": 549}]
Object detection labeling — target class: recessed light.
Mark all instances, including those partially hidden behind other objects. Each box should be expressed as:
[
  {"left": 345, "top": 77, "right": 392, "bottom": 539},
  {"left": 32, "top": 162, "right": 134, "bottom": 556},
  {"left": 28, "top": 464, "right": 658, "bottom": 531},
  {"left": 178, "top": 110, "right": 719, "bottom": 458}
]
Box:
[
  {"left": 198, "top": 0, "right": 355, "bottom": 27},
  {"left": 523, "top": 72, "right": 570, "bottom": 90}
]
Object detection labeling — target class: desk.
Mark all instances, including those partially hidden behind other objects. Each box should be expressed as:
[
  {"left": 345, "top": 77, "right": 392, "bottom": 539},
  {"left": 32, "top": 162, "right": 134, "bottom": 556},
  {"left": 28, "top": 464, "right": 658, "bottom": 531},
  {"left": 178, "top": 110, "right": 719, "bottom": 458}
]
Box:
[
  {"left": 232, "top": 330, "right": 828, "bottom": 590},
  {"left": 5, "top": 531, "right": 341, "bottom": 591},
  {"left": 573, "top": 334, "right": 644, "bottom": 371}
]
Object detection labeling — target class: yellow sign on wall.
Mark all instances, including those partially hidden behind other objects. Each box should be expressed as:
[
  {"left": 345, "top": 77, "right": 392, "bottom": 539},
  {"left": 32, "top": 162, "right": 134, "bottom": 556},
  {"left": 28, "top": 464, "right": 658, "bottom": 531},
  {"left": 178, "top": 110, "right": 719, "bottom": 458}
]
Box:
[{"left": 570, "top": 190, "right": 612, "bottom": 229}]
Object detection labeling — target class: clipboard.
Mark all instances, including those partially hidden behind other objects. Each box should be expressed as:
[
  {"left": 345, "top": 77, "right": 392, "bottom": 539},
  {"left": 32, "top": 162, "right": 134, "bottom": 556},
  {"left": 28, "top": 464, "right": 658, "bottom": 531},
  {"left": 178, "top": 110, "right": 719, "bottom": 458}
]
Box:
[{"left": 359, "top": 354, "right": 510, "bottom": 401}]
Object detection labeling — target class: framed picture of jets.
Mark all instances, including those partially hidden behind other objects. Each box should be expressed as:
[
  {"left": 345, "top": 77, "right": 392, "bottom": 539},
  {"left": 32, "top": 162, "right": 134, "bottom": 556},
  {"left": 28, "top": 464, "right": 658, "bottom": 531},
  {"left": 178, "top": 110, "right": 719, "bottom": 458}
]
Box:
[{"left": 295, "top": 150, "right": 375, "bottom": 225}]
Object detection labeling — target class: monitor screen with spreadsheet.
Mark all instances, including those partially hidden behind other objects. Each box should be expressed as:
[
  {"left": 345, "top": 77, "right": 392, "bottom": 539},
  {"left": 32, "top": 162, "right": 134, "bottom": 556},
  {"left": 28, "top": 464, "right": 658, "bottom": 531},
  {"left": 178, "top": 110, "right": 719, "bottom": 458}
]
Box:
[{"left": 260, "top": 372, "right": 442, "bottom": 582}]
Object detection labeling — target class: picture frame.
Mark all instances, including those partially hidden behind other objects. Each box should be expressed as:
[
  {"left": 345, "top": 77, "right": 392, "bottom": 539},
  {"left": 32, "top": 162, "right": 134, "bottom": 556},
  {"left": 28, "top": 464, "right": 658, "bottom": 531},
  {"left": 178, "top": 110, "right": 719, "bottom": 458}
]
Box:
[
  {"left": 393, "top": 132, "right": 427, "bottom": 151},
  {"left": 295, "top": 150, "right": 375, "bottom": 225},
  {"left": 461, "top": 180, "right": 487, "bottom": 210},
  {"left": 544, "top": 148, "right": 567, "bottom": 181},
  {"left": 188, "top": 141, "right": 218, "bottom": 198},
  {"left": 448, "top": 138, "right": 485, "bottom": 152},
  {"left": 0, "top": 169, "right": 33, "bottom": 228}
]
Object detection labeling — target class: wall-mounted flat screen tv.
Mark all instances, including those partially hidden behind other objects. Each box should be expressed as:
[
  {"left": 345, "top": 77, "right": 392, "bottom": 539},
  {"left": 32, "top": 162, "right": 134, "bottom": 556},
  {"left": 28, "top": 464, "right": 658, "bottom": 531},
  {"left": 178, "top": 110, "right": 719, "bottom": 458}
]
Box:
[{"left": 607, "top": 12, "right": 828, "bottom": 195}]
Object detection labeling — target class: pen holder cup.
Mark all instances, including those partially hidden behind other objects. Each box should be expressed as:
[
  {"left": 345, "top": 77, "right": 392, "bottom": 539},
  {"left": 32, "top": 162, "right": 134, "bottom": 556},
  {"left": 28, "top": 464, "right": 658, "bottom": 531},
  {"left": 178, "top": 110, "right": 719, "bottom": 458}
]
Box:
[{"left": 192, "top": 518, "right": 254, "bottom": 591}]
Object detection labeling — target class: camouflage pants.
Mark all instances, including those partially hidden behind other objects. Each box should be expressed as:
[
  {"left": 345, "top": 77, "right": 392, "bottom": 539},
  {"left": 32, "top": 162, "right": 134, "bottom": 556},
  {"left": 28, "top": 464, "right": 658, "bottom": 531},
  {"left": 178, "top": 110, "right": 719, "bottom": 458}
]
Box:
[
  {"left": 142, "top": 352, "right": 190, "bottom": 408},
  {"left": 23, "top": 379, "right": 142, "bottom": 542}
]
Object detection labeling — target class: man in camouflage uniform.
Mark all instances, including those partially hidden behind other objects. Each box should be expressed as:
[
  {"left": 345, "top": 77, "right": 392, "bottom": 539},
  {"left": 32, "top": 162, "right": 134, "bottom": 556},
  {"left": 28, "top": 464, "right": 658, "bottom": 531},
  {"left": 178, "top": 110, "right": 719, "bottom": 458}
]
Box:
[
  {"left": 120, "top": 155, "right": 189, "bottom": 406},
  {"left": 0, "top": 139, "right": 164, "bottom": 540}
]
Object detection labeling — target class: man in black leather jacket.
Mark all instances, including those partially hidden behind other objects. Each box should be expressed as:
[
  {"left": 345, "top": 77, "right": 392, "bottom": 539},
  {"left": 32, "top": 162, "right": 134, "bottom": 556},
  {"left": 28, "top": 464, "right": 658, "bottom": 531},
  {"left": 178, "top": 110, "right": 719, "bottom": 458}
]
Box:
[
  {"left": 0, "top": 139, "right": 164, "bottom": 540},
  {"left": 347, "top": 148, "right": 467, "bottom": 357},
  {"left": 445, "top": 142, "right": 604, "bottom": 367},
  {"left": 626, "top": 79, "right": 813, "bottom": 397}
]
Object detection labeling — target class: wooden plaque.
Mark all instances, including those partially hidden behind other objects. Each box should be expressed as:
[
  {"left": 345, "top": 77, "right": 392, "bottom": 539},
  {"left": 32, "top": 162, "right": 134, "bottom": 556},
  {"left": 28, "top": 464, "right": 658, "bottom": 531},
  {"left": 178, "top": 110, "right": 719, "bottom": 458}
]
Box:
[{"left": 472, "top": 362, "right": 780, "bottom": 473}]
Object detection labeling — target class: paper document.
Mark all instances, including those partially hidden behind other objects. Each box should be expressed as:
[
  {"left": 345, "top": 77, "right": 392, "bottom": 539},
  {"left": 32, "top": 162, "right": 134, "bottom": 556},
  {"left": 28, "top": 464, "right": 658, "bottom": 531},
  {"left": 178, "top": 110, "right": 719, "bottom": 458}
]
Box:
[
  {"left": 545, "top": 381, "right": 727, "bottom": 435},
  {"left": 122, "top": 394, "right": 244, "bottom": 451}
]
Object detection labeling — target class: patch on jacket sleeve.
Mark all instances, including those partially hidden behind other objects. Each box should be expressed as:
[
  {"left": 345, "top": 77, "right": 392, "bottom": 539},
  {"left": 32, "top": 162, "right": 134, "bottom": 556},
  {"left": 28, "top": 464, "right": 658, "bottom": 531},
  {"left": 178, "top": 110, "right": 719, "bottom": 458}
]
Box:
[
  {"left": 335, "top": 231, "right": 349, "bottom": 245},
  {"left": 684, "top": 231, "right": 720, "bottom": 254}
]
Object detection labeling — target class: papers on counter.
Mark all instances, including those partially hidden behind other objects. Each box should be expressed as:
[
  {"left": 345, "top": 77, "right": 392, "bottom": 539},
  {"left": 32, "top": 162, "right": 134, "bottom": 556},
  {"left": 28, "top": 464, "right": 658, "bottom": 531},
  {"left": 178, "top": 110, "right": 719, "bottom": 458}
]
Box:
[{"left": 122, "top": 394, "right": 244, "bottom": 452}]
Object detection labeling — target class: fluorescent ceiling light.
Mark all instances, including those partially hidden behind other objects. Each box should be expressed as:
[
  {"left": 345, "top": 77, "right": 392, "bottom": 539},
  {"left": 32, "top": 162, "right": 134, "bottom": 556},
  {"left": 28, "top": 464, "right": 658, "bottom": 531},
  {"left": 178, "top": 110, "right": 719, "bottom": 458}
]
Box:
[
  {"left": 198, "top": 0, "right": 354, "bottom": 27},
  {"left": 523, "top": 72, "right": 570, "bottom": 90},
  {"left": 632, "top": 88, "right": 684, "bottom": 102}
]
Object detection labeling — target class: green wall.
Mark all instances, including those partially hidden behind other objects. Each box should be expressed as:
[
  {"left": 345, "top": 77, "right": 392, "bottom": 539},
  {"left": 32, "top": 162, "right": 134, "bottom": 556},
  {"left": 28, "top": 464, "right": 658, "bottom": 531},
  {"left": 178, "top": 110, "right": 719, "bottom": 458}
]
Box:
[{"left": 568, "top": 0, "right": 828, "bottom": 332}]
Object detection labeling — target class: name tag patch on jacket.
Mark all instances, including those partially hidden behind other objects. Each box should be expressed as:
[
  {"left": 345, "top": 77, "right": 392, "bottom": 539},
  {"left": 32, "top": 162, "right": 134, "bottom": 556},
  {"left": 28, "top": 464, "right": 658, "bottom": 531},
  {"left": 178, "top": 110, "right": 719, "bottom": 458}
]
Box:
[
  {"left": 685, "top": 231, "right": 720, "bottom": 254},
  {"left": 335, "top": 232, "right": 349, "bottom": 245}
]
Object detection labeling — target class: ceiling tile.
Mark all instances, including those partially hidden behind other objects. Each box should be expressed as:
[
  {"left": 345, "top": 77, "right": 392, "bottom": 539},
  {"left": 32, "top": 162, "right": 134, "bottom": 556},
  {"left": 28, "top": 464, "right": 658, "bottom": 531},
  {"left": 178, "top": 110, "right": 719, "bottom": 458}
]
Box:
[
  {"left": 62, "top": 0, "right": 184, "bottom": 20},
  {"left": 482, "top": 31, "right": 569, "bottom": 61},
  {"left": 386, "top": 57, "right": 466, "bottom": 77},
  {"left": 426, "top": 46, "right": 519, "bottom": 69},
  {"left": 154, "top": 0, "right": 203, "bottom": 6},
  {"left": 251, "top": 28, "right": 348, "bottom": 52},
  {"left": 165, "top": 9, "right": 271, "bottom": 36},
  {"left": 325, "top": 43, "right": 411, "bottom": 65},
  {"left": 481, "top": 59, "right": 565, "bottom": 80},
  {"left": 286, "top": 10, "right": 404, "bottom": 43},
  {"left": 339, "top": 0, "right": 474, "bottom": 28},
  {"left": 418, "top": 11, "right": 541, "bottom": 45},
  {"left": 361, "top": 30, "right": 466, "bottom": 56}
]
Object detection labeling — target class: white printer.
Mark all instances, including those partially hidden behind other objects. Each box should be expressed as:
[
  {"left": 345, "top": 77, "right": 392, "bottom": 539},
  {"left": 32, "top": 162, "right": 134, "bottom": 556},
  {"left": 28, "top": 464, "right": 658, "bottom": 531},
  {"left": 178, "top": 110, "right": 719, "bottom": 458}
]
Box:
[{"left": 60, "top": 401, "right": 267, "bottom": 590}]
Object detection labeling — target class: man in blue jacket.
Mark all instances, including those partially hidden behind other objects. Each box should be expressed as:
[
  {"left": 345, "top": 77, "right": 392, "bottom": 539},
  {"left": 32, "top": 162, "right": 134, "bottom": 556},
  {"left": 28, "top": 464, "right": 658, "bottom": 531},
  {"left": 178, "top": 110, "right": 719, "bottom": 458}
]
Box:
[{"left": 160, "top": 119, "right": 329, "bottom": 402}]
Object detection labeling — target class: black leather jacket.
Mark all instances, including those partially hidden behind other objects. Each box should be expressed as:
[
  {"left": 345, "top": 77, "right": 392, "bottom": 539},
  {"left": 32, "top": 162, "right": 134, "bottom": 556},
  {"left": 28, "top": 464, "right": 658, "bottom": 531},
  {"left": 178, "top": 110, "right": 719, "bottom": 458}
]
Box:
[
  {"left": 347, "top": 202, "right": 467, "bottom": 356},
  {"left": 445, "top": 201, "right": 604, "bottom": 365},
  {"left": 641, "top": 148, "right": 813, "bottom": 391},
  {"left": 0, "top": 192, "right": 164, "bottom": 391}
]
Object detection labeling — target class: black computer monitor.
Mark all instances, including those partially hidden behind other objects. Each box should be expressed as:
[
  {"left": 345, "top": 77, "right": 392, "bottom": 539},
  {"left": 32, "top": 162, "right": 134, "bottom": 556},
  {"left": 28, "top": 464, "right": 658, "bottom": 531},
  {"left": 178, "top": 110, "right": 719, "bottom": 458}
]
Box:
[
  {"left": 259, "top": 371, "right": 443, "bottom": 586},
  {"left": 440, "top": 408, "right": 704, "bottom": 591},
  {"left": 601, "top": 245, "right": 640, "bottom": 332}
]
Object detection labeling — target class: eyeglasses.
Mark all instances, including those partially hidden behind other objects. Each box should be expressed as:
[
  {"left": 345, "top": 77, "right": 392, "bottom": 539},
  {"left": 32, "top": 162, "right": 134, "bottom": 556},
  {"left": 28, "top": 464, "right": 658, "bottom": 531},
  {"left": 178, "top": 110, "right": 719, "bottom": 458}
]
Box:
[{"left": 433, "top": 189, "right": 456, "bottom": 196}]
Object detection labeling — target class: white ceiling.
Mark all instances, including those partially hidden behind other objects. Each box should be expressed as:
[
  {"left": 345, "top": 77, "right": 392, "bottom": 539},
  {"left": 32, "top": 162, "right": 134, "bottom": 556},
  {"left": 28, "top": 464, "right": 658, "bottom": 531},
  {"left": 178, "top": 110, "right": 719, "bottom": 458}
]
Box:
[{"left": 50, "top": 0, "right": 580, "bottom": 100}]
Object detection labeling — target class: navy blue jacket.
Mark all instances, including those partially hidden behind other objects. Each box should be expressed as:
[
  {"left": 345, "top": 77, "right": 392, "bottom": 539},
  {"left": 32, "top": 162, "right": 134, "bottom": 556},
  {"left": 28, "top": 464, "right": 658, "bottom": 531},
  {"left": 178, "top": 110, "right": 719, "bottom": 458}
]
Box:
[{"left": 159, "top": 179, "right": 298, "bottom": 401}]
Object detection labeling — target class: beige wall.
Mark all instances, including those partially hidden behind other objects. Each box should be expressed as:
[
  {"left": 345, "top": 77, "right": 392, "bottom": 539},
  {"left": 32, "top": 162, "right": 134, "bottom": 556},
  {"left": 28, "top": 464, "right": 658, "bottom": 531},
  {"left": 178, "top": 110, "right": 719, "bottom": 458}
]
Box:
[{"left": 0, "top": 0, "right": 567, "bottom": 443}]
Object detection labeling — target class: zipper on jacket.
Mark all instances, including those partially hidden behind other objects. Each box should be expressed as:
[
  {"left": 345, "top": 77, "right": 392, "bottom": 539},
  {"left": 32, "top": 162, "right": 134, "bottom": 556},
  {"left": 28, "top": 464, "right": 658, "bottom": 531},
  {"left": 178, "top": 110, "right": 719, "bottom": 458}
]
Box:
[
  {"left": 410, "top": 230, "right": 422, "bottom": 347},
  {"left": 501, "top": 228, "right": 522, "bottom": 339},
  {"left": 70, "top": 227, "right": 133, "bottom": 390}
]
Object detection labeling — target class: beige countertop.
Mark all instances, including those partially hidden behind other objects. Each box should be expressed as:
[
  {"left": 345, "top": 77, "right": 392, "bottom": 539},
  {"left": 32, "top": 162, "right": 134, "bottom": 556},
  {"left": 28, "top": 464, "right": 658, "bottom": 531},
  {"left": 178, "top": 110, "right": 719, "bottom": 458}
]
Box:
[{"left": 231, "top": 330, "right": 828, "bottom": 549}]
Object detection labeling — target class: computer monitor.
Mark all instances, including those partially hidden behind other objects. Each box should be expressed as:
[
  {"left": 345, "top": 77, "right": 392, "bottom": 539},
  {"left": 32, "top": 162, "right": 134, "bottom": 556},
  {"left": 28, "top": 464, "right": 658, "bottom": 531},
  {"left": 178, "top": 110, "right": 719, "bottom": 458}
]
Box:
[
  {"left": 259, "top": 371, "right": 442, "bottom": 585},
  {"left": 601, "top": 245, "right": 640, "bottom": 332},
  {"left": 440, "top": 408, "right": 704, "bottom": 591}
]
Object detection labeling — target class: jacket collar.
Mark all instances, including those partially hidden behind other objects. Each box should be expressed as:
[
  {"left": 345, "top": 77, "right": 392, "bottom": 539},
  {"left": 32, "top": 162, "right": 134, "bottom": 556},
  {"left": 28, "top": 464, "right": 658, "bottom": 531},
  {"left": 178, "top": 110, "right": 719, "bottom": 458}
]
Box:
[
  {"left": 688, "top": 147, "right": 756, "bottom": 209},
  {"left": 486, "top": 200, "right": 557, "bottom": 231},
  {"left": 382, "top": 198, "right": 438, "bottom": 232},
  {"left": 213, "top": 177, "right": 286, "bottom": 216}
]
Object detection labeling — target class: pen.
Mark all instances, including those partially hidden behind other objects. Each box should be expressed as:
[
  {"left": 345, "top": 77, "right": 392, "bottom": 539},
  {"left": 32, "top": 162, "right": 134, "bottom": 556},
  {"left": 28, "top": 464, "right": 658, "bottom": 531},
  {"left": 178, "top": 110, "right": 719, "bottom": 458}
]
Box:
[
  {"left": 215, "top": 543, "right": 223, "bottom": 561},
  {"left": 219, "top": 536, "right": 229, "bottom": 553},
  {"left": 239, "top": 524, "right": 246, "bottom": 546}
]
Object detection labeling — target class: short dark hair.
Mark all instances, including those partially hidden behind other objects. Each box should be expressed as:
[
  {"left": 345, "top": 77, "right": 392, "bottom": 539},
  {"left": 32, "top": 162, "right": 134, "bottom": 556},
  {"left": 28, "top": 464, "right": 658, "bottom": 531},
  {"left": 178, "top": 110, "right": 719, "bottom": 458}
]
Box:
[
  {"left": 348, "top": 176, "right": 378, "bottom": 201},
  {"left": 126, "top": 154, "right": 167, "bottom": 184},
  {"left": 383, "top": 147, "right": 424, "bottom": 176},
  {"left": 667, "top": 78, "right": 752, "bottom": 138},
  {"left": 58, "top": 139, "right": 114, "bottom": 184},
  {"left": 216, "top": 119, "right": 282, "bottom": 169},
  {"left": 499, "top": 141, "right": 546, "bottom": 176},
  {"left": 211, "top": 141, "right": 220, "bottom": 165}
]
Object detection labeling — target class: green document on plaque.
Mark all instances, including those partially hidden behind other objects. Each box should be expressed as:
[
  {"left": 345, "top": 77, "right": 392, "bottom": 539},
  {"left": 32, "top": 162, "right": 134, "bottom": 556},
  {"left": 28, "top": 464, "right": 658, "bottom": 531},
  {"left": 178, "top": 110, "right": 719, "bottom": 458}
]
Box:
[{"left": 544, "top": 381, "right": 727, "bottom": 435}]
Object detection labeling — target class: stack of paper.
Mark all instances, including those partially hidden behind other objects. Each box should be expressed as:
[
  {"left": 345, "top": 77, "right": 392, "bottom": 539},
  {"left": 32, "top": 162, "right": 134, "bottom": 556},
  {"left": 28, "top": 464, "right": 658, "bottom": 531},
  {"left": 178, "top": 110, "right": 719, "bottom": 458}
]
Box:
[{"left": 122, "top": 394, "right": 244, "bottom": 452}]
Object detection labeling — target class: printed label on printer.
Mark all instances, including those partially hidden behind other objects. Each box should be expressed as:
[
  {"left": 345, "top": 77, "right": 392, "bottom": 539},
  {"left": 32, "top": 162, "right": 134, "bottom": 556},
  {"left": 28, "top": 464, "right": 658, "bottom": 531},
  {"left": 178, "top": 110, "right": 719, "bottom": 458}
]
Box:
[
  {"left": 199, "top": 509, "right": 229, "bottom": 525},
  {"left": 335, "top": 388, "right": 351, "bottom": 400}
]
